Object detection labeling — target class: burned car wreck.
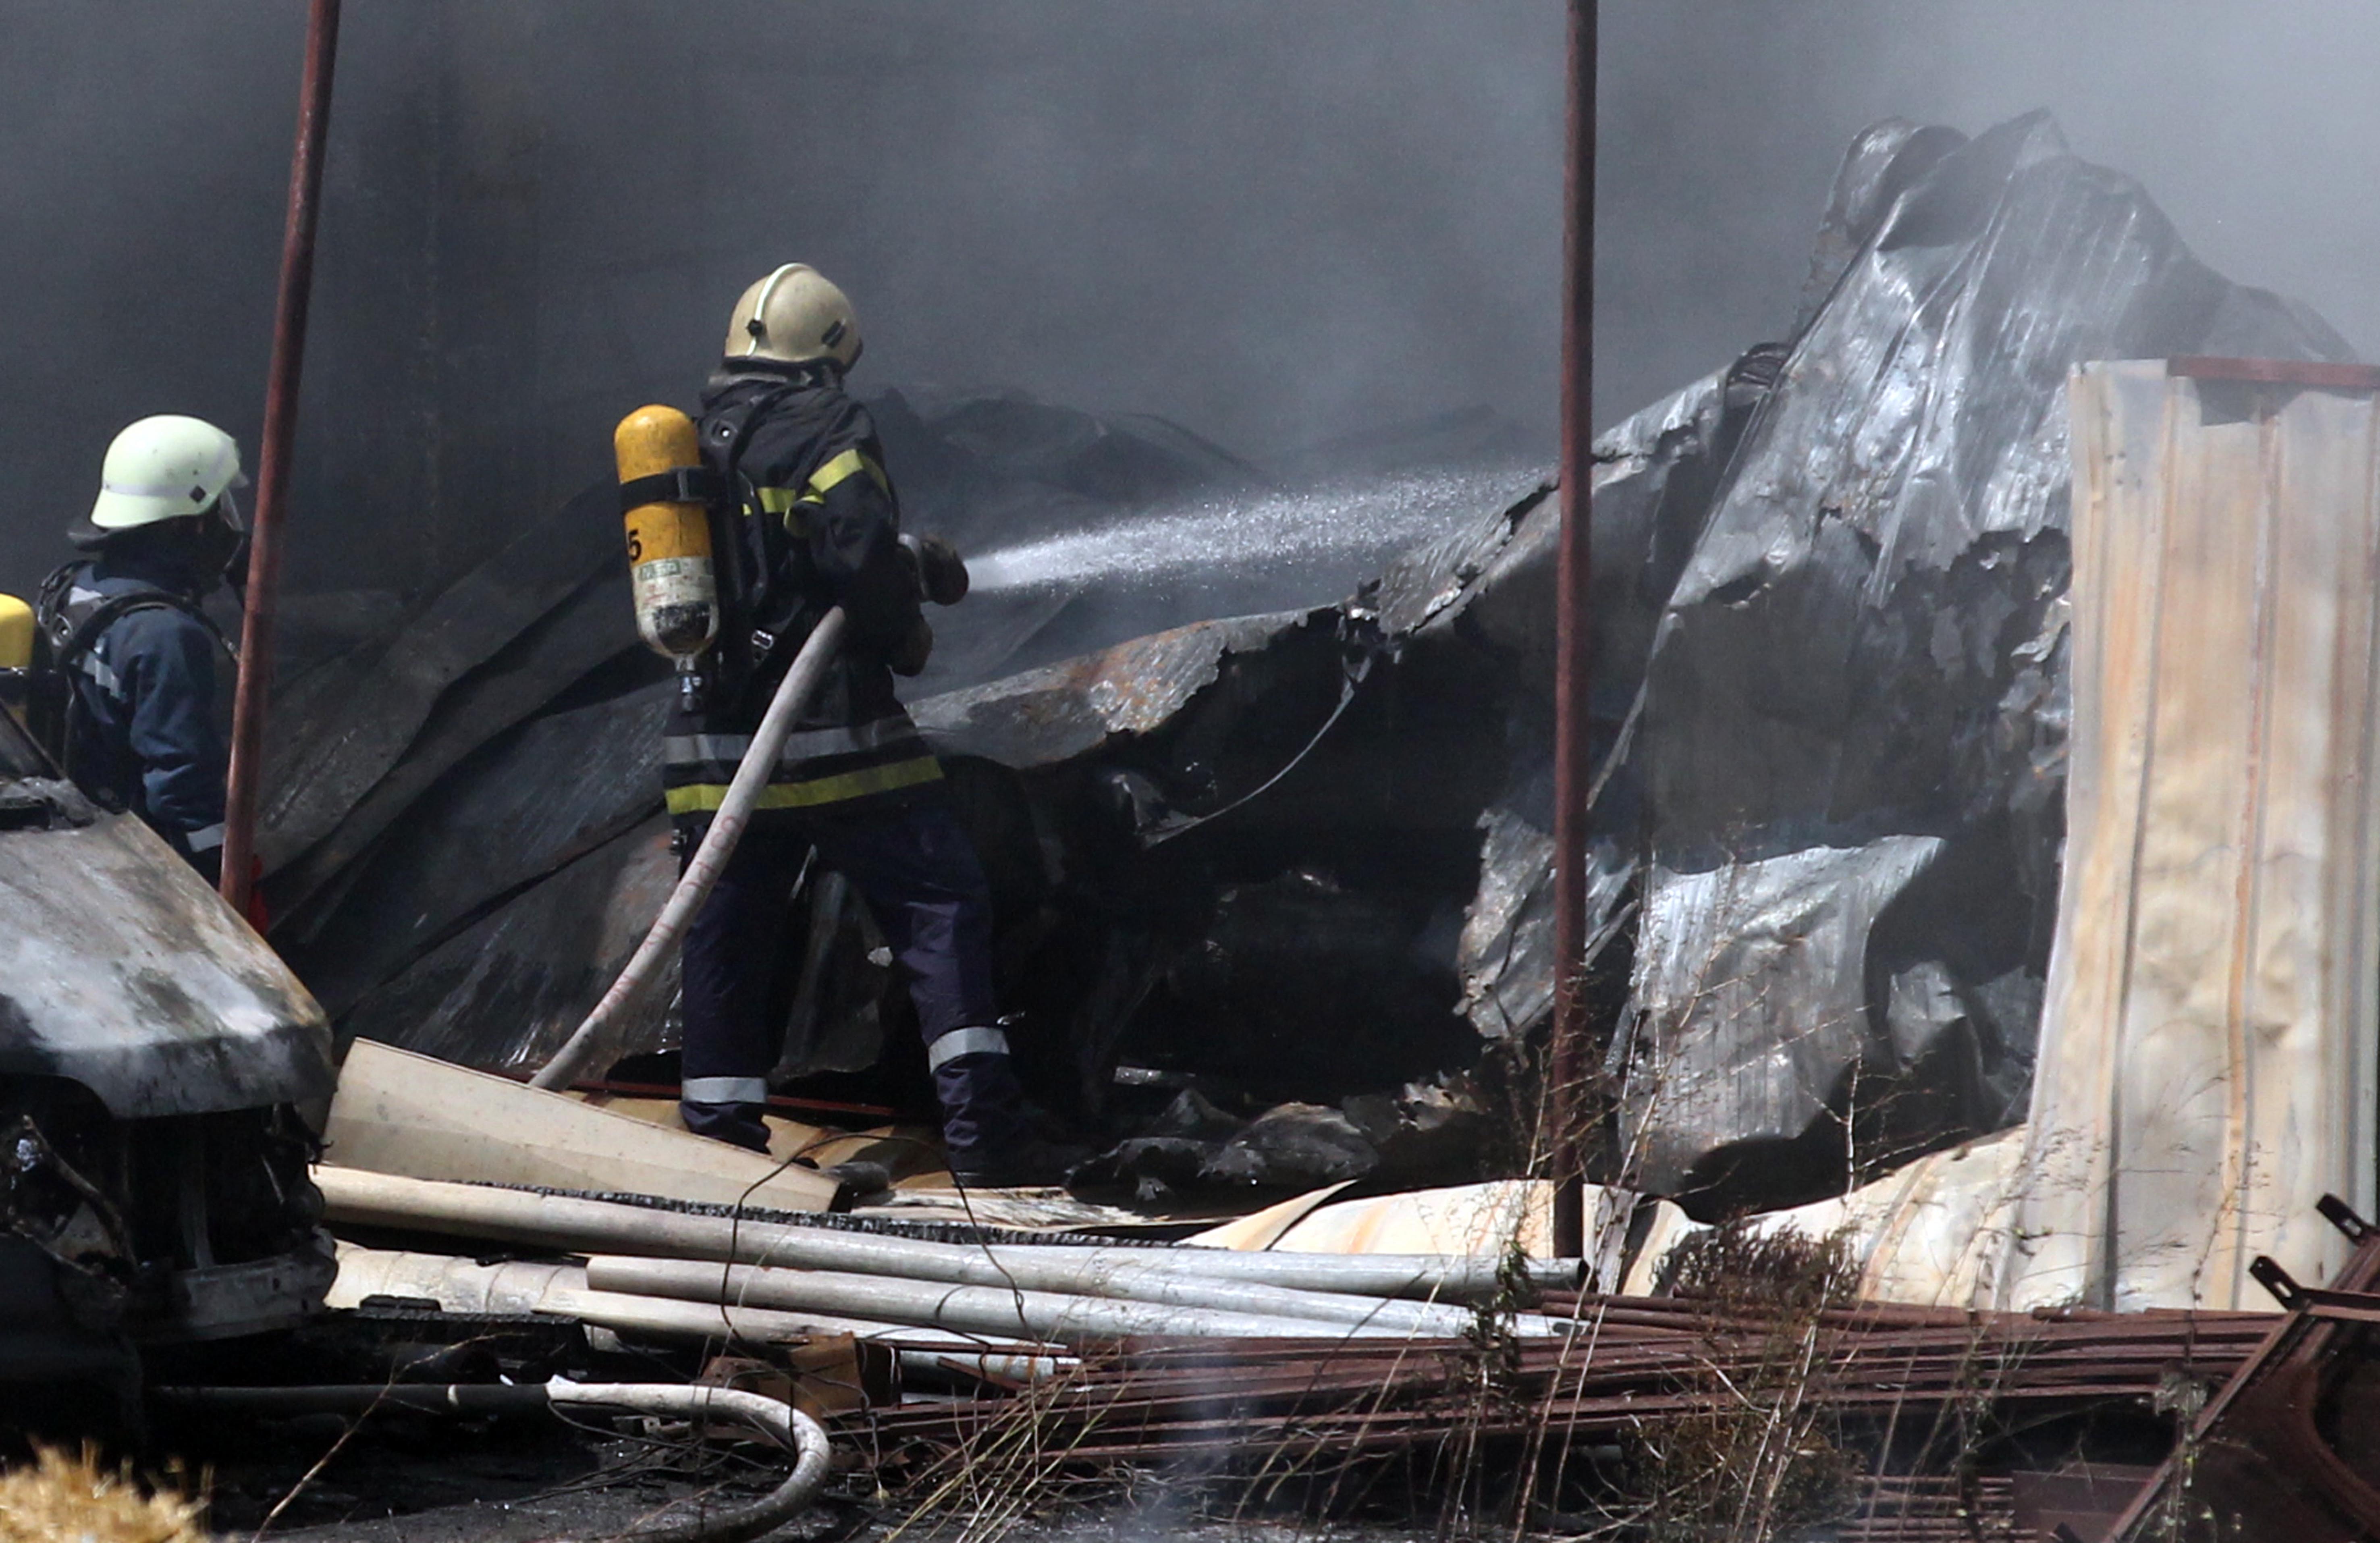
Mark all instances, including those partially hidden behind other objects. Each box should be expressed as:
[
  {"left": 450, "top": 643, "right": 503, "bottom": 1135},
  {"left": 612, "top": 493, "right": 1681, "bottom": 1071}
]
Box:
[{"left": 0, "top": 705, "right": 335, "bottom": 1393}]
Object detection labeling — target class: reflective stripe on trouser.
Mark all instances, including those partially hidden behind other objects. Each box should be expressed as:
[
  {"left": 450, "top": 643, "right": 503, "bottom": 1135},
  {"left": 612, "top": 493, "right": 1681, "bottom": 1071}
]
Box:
[
  {"left": 926, "top": 1026, "right": 1009, "bottom": 1070},
  {"left": 678, "top": 800, "right": 1028, "bottom": 1156},
  {"left": 681, "top": 1076, "right": 770, "bottom": 1104}
]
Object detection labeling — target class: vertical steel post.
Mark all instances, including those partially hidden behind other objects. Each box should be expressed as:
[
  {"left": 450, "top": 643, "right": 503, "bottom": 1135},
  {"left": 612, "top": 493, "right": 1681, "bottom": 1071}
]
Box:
[
  {"left": 1549, "top": 0, "right": 1598, "bottom": 1261},
  {"left": 220, "top": 0, "right": 343, "bottom": 919}
]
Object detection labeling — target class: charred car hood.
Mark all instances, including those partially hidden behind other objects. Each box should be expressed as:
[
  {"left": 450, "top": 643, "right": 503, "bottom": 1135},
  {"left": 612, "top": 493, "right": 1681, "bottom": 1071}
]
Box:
[{"left": 0, "top": 785, "right": 335, "bottom": 1117}]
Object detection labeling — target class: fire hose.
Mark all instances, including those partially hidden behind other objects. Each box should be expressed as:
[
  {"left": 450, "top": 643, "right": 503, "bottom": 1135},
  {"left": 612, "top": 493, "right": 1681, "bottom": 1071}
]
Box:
[
  {"left": 530, "top": 608, "right": 847, "bottom": 1091},
  {"left": 158, "top": 1377, "right": 833, "bottom": 1543}
]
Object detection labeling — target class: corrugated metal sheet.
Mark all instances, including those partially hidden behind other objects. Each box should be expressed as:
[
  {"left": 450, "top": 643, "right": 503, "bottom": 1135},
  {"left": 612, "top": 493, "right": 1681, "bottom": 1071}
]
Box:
[
  {"left": 2004, "top": 359, "right": 2380, "bottom": 1311},
  {"left": 1192, "top": 1179, "right": 1556, "bottom": 1260},
  {"left": 1624, "top": 837, "right": 1944, "bottom": 1196}
]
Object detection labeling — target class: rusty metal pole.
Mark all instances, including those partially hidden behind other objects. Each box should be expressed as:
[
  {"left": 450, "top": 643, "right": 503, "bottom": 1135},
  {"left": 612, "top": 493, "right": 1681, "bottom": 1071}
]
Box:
[
  {"left": 1549, "top": 0, "right": 1597, "bottom": 1261},
  {"left": 220, "top": 0, "right": 343, "bottom": 919}
]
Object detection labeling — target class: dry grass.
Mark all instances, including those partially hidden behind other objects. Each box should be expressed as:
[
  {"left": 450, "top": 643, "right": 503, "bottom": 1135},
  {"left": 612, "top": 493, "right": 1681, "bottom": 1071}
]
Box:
[
  {"left": 1624, "top": 1227, "right": 1861, "bottom": 1543},
  {"left": 0, "top": 1445, "right": 204, "bottom": 1543}
]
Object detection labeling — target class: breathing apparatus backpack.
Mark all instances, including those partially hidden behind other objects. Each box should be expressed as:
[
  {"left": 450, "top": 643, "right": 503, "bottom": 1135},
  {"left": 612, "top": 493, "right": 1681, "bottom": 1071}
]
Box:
[
  {"left": 619, "top": 373, "right": 946, "bottom": 721},
  {"left": 16, "top": 563, "right": 230, "bottom": 786},
  {"left": 695, "top": 380, "right": 825, "bottom": 712}
]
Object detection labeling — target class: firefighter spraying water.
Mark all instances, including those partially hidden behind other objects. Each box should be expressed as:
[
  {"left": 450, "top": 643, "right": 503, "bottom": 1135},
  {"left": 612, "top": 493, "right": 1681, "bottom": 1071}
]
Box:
[{"left": 532, "top": 265, "right": 1080, "bottom": 1186}]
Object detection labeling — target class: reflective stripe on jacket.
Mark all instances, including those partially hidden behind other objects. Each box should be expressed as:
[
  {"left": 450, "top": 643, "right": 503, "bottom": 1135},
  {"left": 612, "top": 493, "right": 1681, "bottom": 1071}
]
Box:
[{"left": 660, "top": 712, "right": 942, "bottom": 817}]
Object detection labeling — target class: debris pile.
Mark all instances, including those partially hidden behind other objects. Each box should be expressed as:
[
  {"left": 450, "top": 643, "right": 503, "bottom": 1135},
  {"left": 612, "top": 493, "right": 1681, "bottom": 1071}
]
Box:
[
  {"left": 244, "top": 110, "right": 2354, "bottom": 1217},
  {"left": 1614, "top": 111, "right": 2347, "bottom": 1214},
  {"left": 863, "top": 1296, "right": 2268, "bottom": 1493},
  {"left": 136, "top": 112, "right": 2380, "bottom": 1534},
  {"left": 255, "top": 397, "right": 1537, "bottom": 1116},
  {"left": 277, "top": 1144, "right": 2325, "bottom": 1541}
]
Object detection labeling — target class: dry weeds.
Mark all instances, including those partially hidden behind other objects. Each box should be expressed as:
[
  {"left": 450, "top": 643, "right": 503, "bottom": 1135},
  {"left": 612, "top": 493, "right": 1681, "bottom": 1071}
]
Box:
[
  {"left": 0, "top": 1445, "right": 204, "bottom": 1543},
  {"left": 1624, "top": 1227, "right": 1861, "bottom": 1543}
]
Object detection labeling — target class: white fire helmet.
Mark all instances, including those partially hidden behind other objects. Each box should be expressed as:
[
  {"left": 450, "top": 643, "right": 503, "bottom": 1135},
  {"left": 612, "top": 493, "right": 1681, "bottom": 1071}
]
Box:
[
  {"left": 88, "top": 415, "right": 247, "bottom": 532},
  {"left": 723, "top": 264, "right": 863, "bottom": 371}
]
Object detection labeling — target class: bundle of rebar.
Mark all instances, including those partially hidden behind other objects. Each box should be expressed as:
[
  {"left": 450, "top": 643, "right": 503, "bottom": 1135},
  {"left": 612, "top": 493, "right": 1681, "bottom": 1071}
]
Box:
[{"left": 856, "top": 1298, "right": 2274, "bottom": 1466}]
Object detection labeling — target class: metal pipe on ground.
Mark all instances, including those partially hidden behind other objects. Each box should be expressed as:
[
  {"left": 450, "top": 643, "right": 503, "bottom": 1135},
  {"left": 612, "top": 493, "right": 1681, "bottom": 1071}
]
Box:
[
  {"left": 331, "top": 1244, "right": 577, "bottom": 1316},
  {"left": 332, "top": 1246, "right": 1072, "bottom": 1383},
  {"left": 982, "top": 1260, "right": 1531, "bottom": 1337},
  {"left": 317, "top": 1167, "right": 1580, "bottom": 1299},
  {"left": 590, "top": 1254, "right": 1418, "bottom": 1346},
  {"left": 332, "top": 1209, "right": 1512, "bottom": 1335},
  {"left": 553, "top": 1286, "right": 1072, "bottom": 1386},
  {"left": 531, "top": 608, "right": 848, "bottom": 1090},
  {"left": 158, "top": 1378, "right": 831, "bottom": 1543},
  {"left": 591, "top": 1248, "right": 1560, "bottom": 1339}
]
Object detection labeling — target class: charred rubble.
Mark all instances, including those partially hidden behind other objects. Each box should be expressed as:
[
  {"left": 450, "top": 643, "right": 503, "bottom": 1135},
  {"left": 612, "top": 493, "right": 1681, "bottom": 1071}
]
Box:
[{"left": 255, "top": 112, "right": 2349, "bottom": 1217}]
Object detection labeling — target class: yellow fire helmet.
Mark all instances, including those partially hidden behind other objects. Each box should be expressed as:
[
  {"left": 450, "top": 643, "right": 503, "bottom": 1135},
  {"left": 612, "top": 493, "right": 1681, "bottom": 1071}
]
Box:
[{"left": 723, "top": 264, "right": 862, "bottom": 371}]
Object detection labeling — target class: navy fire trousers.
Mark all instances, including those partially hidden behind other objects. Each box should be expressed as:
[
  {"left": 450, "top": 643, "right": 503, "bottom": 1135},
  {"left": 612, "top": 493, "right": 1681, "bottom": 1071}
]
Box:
[{"left": 677, "top": 794, "right": 1029, "bottom": 1158}]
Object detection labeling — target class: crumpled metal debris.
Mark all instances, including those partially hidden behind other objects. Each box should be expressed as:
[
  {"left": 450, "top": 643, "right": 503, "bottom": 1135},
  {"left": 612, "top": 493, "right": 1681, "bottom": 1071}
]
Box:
[
  {"left": 1071, "top": 1082, "right": 1491, "bottom": 1204},
  {"left": 1431, "top": 348, "right": 1782, "bottom": 1046},
  {"left": 1614, "top": 110, "right": 2350, "bottom": 1210},
  {"left": 337, "top": 818, "right": 677, "bottom": 1072},
  {"left": 260, "top": 483, "right": 621, "bottom": 894},
  {"left": 274, "top": 389, "right": 1511, "bottom": 1088},
  {"left": 914, "top": 611, "right": 1310, "bottom": 769},
  {"left": 1623, "top": 836, "right": 1946, "bottom": 1209},
  {"left": 287, "top": 683, "right": 670, "bottom": 1026},
  {"left": 270, "top": 113, "right": 2356, "bottom": 1230},
  {"left": 886, "top": 387, "right": 1541, "bottom": 694}
]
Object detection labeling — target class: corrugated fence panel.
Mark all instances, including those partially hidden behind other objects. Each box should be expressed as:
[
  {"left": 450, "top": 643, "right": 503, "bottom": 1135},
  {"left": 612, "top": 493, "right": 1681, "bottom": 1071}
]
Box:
[{"left": 2006, "top": 360, "right": 2380, "bottom": 1311}]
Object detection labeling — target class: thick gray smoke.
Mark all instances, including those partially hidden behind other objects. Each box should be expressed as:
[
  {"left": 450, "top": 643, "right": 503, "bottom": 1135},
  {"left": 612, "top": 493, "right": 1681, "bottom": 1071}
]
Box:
[{"left": 1, "top": 1, "right": 2372, "bottom": 602}]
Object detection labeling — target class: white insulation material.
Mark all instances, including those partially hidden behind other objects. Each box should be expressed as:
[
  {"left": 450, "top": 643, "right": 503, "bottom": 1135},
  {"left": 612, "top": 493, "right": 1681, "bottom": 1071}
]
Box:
[
  {"left": 2004, "top": 359, "right": 2380, "bottom": 1311},
  {"left": 1743, "top": 1131, "right": 2025, "bottom": 1307}
]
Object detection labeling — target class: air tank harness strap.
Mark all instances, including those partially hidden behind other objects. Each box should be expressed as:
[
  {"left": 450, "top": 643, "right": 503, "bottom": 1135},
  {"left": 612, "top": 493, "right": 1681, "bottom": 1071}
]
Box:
[
  {"left": 54, "top": 593, "right": 237, "bottom": 687},
  {"left": 618, "top": 465, "right": 724, "bottom": 512}
]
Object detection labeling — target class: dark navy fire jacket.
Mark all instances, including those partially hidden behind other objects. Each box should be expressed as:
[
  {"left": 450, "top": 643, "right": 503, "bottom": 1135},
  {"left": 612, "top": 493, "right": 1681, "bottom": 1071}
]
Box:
[{"left": 52, "top": 550, "right": 231, "bottom": 874}]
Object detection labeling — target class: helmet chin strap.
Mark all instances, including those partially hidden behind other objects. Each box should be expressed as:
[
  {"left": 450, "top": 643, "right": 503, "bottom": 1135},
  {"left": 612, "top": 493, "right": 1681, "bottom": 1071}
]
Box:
[
  {"left": 219, "top": 525, "right": 252, "bottom": 604},
  {"left": 743, "top": 263, "right": 804, "bottom": 356}
]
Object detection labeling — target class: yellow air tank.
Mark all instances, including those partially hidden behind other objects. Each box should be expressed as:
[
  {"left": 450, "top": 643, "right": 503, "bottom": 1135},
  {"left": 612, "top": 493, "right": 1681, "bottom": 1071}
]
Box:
[
  {"left": 616, "top": 405, "right": 719, "bottom": 667},
  {"left": 0, "top": 593, "right": 35, "bottom": 730},
  {"left": 0, "top": 595, "right": 32, "bottom": 672}
]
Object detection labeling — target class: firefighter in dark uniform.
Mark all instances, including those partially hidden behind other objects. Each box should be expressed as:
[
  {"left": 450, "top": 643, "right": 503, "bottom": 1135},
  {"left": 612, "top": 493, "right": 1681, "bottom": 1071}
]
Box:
[
  {"left": 670, "top": 264, "right": 1072, "bottom": 1184},
  {"left": 35, "top": 415, "right": 247, "bottom": 883}
]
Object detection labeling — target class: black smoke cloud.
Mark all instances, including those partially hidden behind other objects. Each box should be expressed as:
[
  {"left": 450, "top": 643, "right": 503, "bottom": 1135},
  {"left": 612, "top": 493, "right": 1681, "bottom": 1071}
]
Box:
[{"left": 1, "top": 1, "right": 2371, "bottom": 602}]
